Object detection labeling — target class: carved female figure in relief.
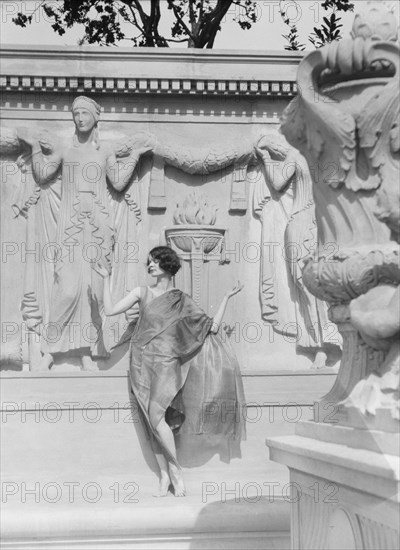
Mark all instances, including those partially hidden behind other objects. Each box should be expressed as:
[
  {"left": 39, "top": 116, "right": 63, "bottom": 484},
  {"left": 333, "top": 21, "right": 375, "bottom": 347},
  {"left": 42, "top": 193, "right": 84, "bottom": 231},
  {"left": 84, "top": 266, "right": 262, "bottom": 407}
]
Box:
[
  {"left": 93, "top": 246, "right": 245, "bottom": 497},
  {"left": 16, "top": 96, "right": 151, "bottom": 371},
  {"left": 255, "top": 135, "right": 339, "bottom": 368}
]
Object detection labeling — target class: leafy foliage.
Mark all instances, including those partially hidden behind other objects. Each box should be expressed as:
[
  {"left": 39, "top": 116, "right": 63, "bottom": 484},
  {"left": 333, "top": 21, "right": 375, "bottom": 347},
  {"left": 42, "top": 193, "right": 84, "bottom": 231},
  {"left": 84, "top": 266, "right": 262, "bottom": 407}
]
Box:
[
  {"left": 13, "top": 0, "right": 356, "bottom": 50},
  {"left": 12, "top": 0, "right": 259, "bottom": 48},
  {"left": 309, "top": 12, "right": 343, "bottom": 48},
  {"left": 280, "top": 0, "right": 354, "bottom": 51},
  {"left": 279, "top": 2, "right": 305, "bottom": 51}
]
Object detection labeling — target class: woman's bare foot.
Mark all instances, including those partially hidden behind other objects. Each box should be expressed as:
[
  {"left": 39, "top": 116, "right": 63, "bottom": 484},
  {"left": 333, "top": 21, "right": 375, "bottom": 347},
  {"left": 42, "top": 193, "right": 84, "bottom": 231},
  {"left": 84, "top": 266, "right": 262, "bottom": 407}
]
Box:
[
  {"left": 81, "top": 355, "right": 99, "bottom": 371},
  {"left": 38, "top": 353, "right": 53, "bottom": 371},
  {"left": 169, "top": 463, "right": 186, "bottom": 497},
  {"left": 153, "top": 472, "right": 171, "bottom": 497},
  {"left": 311, "top": 350, "right": 327, "bottom": 370}
]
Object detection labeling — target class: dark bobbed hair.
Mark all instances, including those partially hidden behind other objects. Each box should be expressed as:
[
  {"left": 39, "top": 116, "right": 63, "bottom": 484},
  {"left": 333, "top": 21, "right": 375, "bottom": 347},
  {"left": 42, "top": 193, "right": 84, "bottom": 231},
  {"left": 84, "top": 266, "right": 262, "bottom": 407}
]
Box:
[{"left": 148, "top": 246, "right": 181, "bottom": 276}]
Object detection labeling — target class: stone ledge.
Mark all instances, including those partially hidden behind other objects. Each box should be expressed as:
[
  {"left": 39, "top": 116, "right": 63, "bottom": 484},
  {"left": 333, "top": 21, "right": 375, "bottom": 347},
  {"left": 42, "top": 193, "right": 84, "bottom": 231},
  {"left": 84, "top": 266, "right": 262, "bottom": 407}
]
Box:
[
  {"left": 0, "top": 532, "right": 289, "bottom": 550},
  {"left": 296, "top": 419, "right": 400, "bottom": 455},
  {"left": 0, "top": 369, "right": 337, "bottom": 407},
  {"left": 266, "top": 434, "right": 400, "bottom": 502},
  {"left": 1, "top": 496, "right": 290, "bottom": 537},
  {"left": 0, "top": 46, "right": 302, "bottom": 98},
  {"left": 0, "top": 495, "right": 290, "bottom": 549}
]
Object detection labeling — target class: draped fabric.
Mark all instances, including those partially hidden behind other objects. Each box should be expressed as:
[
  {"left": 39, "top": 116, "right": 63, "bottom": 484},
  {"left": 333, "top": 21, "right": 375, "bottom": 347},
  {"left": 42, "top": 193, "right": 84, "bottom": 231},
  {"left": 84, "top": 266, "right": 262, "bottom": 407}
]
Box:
[
  {"left": 129, "top": 287, "right": 246, "bottom": 467},
  {"left": 254, "top": 173, "right": 297, "bottom": 333}
]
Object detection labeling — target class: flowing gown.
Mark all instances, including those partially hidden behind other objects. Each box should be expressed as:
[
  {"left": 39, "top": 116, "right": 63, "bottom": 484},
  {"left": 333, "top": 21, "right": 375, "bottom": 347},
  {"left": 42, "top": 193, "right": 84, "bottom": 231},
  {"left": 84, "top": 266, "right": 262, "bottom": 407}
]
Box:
[{"left": 129, "top": 287, "right": 246, "bottom": 466}]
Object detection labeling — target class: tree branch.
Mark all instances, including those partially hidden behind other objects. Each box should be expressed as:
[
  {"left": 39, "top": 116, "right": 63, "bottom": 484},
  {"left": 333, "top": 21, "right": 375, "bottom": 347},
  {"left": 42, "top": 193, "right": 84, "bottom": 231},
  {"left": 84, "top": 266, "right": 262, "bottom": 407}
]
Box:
[
  {"left": 167, "top": 0, "right": 195, "bottom": 42},
  {"left": 197, "top": 0, "right": 234, "bottom": 48},
  {"left": 188, "top": 0, "right": 196, "bottom": 28},
  {"left": 129, "top": 0, "right": 148, "bottom": 23},
  {"left": 121, "top": 1, "right": 145, "bottom": 34}
]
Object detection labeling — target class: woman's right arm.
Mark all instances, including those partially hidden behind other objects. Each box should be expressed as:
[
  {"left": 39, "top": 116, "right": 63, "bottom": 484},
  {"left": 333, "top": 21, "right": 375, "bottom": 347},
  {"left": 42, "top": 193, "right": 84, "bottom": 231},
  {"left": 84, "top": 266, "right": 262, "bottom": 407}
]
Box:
[{"left": 93, "top": 263, "right": 141, "bottom": 316}]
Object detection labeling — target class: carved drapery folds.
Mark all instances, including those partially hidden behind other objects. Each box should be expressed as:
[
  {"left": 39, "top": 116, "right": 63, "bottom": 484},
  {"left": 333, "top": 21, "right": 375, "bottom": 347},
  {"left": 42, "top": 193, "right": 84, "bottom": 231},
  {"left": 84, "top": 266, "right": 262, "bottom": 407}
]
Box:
[
  {"left": 281, "top": 2, "right": 400, "bottom": 419},
  {"left": 253, "top": 133, "right": 341, "bottom": 368}
]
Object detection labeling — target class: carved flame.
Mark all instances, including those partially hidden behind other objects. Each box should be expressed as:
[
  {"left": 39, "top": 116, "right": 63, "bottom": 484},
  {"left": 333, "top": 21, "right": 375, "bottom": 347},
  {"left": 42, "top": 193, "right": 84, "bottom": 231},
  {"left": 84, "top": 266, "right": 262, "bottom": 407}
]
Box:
[{"left": 173, "top": 192, "right": 218, "bottom": 225}]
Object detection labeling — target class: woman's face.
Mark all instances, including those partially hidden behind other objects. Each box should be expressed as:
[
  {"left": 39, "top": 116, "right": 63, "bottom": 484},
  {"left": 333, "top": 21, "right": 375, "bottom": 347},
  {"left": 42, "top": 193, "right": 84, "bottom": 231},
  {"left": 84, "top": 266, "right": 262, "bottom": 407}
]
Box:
[
  {"left": 73, "top": 108, "right": 96, "bottom": 133},
  {"left": 147, "top": 256, "right": 167, "bottom": 277}
]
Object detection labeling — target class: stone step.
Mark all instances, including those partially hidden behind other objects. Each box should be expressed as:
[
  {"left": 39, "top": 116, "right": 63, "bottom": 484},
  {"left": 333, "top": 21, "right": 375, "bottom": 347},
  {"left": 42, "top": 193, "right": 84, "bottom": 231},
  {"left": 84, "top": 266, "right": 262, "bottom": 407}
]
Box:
[
  {"left": 0, "top": 370, "right": 335, "bottom": 549},
  {"left": 1, "top": 398, "right": 291, "bottom": 549},
  {"left": 1, "top": 495, "right": 290, "bottom": 549}
]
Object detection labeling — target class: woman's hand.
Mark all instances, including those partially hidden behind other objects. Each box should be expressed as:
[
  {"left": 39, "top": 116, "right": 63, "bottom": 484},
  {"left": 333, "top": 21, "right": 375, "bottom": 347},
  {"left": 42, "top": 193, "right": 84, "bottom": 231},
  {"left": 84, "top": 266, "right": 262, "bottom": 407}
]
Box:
[
  {"left": 91, "top": 262, "right": 110, "bottom": 279},
  {"left": 225, "top": 281, "right": 244, "bottom": 299},
  {"left": 211, "top": 282, "right": 244, "bottom": 334},
  {"left": 255, "top": 136, "right": 273, "bottom": 160}
]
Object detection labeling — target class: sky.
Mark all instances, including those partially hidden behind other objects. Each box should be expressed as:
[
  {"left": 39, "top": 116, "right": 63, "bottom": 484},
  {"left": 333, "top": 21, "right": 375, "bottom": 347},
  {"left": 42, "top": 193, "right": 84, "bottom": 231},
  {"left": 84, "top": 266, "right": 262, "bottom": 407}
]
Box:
[{"left": 1, "top": 0, "right": 390, "bottom": 51}]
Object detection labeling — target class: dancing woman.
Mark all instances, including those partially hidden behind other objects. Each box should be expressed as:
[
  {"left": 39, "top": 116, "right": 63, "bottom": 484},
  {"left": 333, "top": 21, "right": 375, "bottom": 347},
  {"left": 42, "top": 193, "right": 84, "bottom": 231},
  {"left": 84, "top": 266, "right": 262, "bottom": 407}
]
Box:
[{"left": 94, "top": 246, "right": 245, "bottom": 497}]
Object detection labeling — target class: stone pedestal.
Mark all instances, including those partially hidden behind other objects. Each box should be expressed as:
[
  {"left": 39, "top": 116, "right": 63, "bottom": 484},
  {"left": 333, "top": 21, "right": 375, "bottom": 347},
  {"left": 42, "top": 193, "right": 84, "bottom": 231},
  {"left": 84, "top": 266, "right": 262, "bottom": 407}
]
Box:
[{"left": 267, "top": 417, "right": 399, "bottom": 550}]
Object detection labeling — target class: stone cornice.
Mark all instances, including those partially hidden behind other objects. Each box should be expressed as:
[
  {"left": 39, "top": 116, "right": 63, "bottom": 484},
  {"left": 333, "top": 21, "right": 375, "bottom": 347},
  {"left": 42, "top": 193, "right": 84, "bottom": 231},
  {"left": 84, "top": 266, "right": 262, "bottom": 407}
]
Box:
[
  {"left": 0, "top": 46, "right": 302, "bottom": 97},
  {"left": 0, "top": 45, "right": 304, "bottom": 66}
]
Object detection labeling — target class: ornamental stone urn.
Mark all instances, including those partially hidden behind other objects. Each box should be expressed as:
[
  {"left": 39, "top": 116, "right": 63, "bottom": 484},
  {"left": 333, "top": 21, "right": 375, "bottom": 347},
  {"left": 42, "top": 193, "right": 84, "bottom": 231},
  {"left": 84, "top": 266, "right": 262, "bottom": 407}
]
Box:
[{"left": 163, "top": 192, "right": 228, "bottom": 309}]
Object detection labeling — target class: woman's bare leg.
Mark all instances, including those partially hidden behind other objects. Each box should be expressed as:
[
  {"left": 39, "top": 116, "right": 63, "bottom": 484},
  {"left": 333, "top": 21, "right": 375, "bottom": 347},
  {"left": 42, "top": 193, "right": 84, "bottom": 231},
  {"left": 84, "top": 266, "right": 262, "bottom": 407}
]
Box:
[
  {"left": 154, "top": 418, "right": 186, "bottom": 497},
  {"left": 150, "top": 439, "right": 171, "bottom": 497}
]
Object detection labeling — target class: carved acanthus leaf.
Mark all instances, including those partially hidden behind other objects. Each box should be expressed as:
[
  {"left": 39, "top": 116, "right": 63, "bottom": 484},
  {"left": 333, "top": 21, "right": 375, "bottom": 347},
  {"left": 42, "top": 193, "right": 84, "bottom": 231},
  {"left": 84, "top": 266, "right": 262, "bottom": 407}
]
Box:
[{"left": 281, "top": 50, "right": 356, "bottom": 189}]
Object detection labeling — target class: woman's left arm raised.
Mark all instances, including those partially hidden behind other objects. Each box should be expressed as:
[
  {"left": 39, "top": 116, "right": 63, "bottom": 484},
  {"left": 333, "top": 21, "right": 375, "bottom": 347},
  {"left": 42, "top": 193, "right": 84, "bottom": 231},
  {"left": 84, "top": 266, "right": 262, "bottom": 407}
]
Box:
[{"left": 210, "top": 282, "right": 244, "bottom": 334}]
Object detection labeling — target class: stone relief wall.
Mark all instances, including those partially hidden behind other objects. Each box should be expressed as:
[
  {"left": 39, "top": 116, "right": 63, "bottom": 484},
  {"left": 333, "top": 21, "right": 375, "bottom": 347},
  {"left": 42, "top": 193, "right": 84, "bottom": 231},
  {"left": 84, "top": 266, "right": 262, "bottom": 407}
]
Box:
[{"left": 0, "top": 49, "right": 341, "bottom": 373}]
